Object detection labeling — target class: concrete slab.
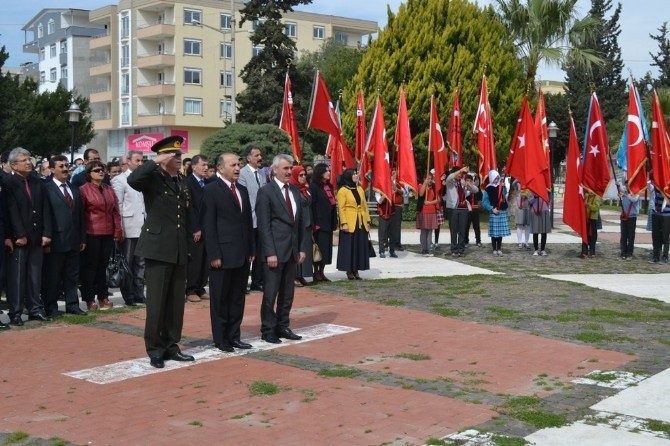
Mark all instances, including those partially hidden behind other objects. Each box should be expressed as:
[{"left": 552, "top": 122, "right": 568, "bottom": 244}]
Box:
[
  {"left": 540, "top": 274, "right": 670, "bottom": 303},
  {"left": 592, "top": 368, "right": 670, "bottom": 424},
  {"left": 526, "top": 422, "right": 670, "bottom": 445}
]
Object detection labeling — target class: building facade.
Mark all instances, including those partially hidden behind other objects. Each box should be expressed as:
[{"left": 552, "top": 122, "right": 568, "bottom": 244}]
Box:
[{"left": 87, "top": 0, "right": 377, "bottom": 159}]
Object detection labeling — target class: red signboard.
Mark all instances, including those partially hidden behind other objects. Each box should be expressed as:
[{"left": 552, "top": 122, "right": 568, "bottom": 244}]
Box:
[{"left": 127, "top": 133, "right": 163, "bottom": 153}]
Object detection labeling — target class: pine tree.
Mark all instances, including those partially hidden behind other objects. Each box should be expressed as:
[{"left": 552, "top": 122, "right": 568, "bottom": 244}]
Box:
[
  {"left": 564, "top": 0, "right": 627, "bottom": 148},
  {"left": 649, "top": 22, "right": 670, "bottom": 88},
  {"left": 236, "top": 0, "right": 312, "bottom": 124},
  {"left": 342, "top": 0, "right": 525, "bottom": 172}
]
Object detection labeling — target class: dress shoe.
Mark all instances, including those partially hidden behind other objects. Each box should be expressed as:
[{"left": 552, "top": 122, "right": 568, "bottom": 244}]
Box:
[
  {"left": 215, "top": 343, "right": 235, "bottom": 353},
  {"left": 149, "top": 357, "right": 165, "bottom": 368},
  {"left": 353, "top": 272, "right": 362, "bottom": 280},
  {"left": 186, "top": 294, "right": 201, "bottom": 303},
  {"left": 29, "top": 312, "right": 52, "bottom": 322},
  {"left": 346, "top": 272, "right": 355, "bottom": 280},
  {"left": 166, "top": 351, "right": 195, "bottom": 362},
  {"left": 200, "top": 293, "right": 210, "bottom": 300},
  {"left": 98, "top": 298, "right": 113, "bottom": 310},
  {"left": 10, "top": 316, "right": 24, "bottom": 326},
  {"left": 0, "top": 320, "right": 10, "bottom": 330},
  {"left": 134, "top": 297, "right": 146, "bottom": 305},
  {"left": 297, "top": 277, "right": 308, "bottom": 286},
  {"left": 249, "top": 284, "right": 264, "bottom": 292},
  {"left": 261, "top": 334, "right": 282, "bottom": 344},
  {"left": 294, "top": 279, "right": 304, "bottom": 287},
  {"left": 124, "top": 299, "right": 137, "bottom": 307},
  {"left": 276, "top": 328, "right": 302, "bottom": 340},
  {"left": 46, "top": 309, "right": 63, "bottom": 318},
  {"left": 230, "top": 340, "right": 253, "bottom": 349},
  {"left": 86, "top": 301, "right": 99, "bottom": 311},
  {"left": 66, "top": 307, "right": 88, "bottom": 316},
  {"left": 389, "top": 251, "right": 398, "bottom": 258}
]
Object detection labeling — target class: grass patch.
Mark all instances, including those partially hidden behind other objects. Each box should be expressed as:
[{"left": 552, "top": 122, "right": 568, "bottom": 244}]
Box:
[
  {"left": 61, "top": 314, "right": 97, "bottom": 324},
  {"left": 430, "top": 303, "right": 461, "bottom": 317},
  {"left": 485, "top": 306, "right": 524, "bottom": 320},
  {"left": 575, "top": 332, "right": 634, "bottom": 344},
  {"left": 300, "top": 388, "right": 318, "bottom": 403},
  {"left": 491, "top": 435, "right": 529, "bottom": 446},
  {"left": 425, "top": 438, "right": 450, "bottom": 445},
  {"left": 318, "top": 366, "right": 360, "bottom": 378},
  {"left": 586, "top": 371, "right": 618, "bottom": 383},
  {"left": 659, "top": 338, "right": 670, "bottom": 346},
  {"left": 381, "top": 298, "right": 405, "bottom": 307},
  {"left": 188, "top": 420, "right": 203, "bottom": 427},
  {"left": 3, "top": 432, "right": 29, "bottom": 444},
  {"left": 48, "top": 437, "right": 67, "bottom": 446},
  {"left": 394, "top": 352, "right": 431, "bottom": 361},
  {"left": 230, "top": 411, "right": 253, "bottom": 420},
  {"left": 501, "top": 396, "right": 569, "bottom": 429},
  {"left": 645, "top": 419, "right": 670, "bottom": 435},
  {"left": 248, "top": 381, "right": 281, "bottom": 396}
]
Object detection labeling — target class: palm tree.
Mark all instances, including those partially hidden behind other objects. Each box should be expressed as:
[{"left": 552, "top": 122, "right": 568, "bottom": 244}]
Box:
[{"left": 493, "top": 0, "right": 603, "bottom": 85}]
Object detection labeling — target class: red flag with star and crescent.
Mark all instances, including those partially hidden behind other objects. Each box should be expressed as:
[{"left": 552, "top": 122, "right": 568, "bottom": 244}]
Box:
[
  {"left": 365, "top": 97, "right": 393, "bottom": 202},
  {"left": 324, "top": 101, "right": 355, "bottom": 190},
  {"left": 581, "top": 92, "right": 611, "bottom": 197},
  {"left": 279, "top": 72, "right": 302, "bottom": 163},
  {"left": 355, "top": 89, "right": 366, "bottom": 163},
  {"left": 626, "top": 83, "right": 648, "bottom": 195},
  {"left": 429, "top": 95, "right": 447, "bottom": 198},
  {"left": 473, "top": 75, "right": 496, "bottom": 184},
  {"left": 651, "top": 89, "right": 670, "bottom": 201},
  {"left": 447, "top": 90, "right": 462, "bottom": 169},
  {"left": 534, "top": 89, "right": 552, "bottom": 189},
  {"left": 563, "top": 114, "right": 588, "bottom": 244},
  {"left": 307, "top": 70, "right": 341, "bottom": 139},
  {"left": 395, "top": 86, "right": 418, "bottom": 194}
]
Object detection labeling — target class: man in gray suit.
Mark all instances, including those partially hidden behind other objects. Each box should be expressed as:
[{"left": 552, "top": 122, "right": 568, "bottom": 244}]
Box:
[
  {"left": 238, "top": 145, "right": 266, "bottom": 292},
  {"left": 255, "top": 154, "right": 309, "bottom": 344}
]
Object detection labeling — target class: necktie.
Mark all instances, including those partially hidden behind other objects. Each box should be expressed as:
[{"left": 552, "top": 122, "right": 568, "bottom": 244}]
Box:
[
  {"left": 61, "top": 183, "right": 73, "bottom": 208},
  {"left": 230, "top": 182, "right": 241, "bottom": 210},
  {"left": 24, "top": 177, "right": 32, "bottom": 200},
  {"left": 284, "top": 184, "right": 294, "bottom": 223},
  {"left": 254, "top": 170, "right": 261, "bottom": 187},
  {"left": 198, "top": 179, "right": 205, "bottom": 188}
]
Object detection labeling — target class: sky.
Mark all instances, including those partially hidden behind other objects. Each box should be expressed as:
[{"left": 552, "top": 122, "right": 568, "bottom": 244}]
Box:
[{"left": 0, "top": 0, "right": 664, "bottom": 82}]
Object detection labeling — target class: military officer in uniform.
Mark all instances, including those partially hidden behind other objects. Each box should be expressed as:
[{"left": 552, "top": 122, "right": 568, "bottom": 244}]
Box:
[{"left": 128, "top": 135, "right": 194, "bottom": 368}]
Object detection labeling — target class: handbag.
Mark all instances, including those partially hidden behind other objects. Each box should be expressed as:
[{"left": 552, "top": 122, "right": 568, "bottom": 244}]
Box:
[
  {"left": 106, "top": 242, "right": 130, "bottom": 289},
  {"left": 312, "top": 237, "right": 322, "bottom": 262},
  {"left": 368, "top": 237, "right": 376, "bottom": 258}
]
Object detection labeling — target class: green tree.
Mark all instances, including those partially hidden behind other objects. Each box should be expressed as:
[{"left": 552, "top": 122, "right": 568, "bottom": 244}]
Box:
[
  {"left": 200, "top": 122, "right": 313, "bottom": 164},
  {"left": 649, "top": 22, "right": 670, "bottom": 88},
  {"left": 564, "top": 0, "right": 627, "bottom": 149},
  {"left": 236, "top": 0, "right": 312, "bottom": 124},
  {"left": 342, "top": 0, "right": 526, "bottom": 171},
  {"left": 492, "top": 0, "right": 603, "bottom": 85}
]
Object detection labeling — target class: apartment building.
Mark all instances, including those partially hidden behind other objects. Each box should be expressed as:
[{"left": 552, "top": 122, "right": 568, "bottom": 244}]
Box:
[
  {"left": 21, "top": 9, "right": 106, "bottom": 95},
  {"left": 87, "top": 0, "right": 378, "bottom": 159}
]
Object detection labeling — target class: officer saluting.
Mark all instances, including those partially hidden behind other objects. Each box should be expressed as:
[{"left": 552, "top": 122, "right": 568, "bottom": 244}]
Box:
[{"left": 128, "top": 135, "right": 194, "bottom": 368}]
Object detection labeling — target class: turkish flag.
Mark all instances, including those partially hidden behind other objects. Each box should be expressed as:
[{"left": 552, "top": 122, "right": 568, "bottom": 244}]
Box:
[
  {"left": 429, "top": 95, "right": 447, "bottom": 198},
  {"left": 279, "top": 72, "right": 301, "bottom": 164},
  {"left": 626, "top": 84, "right": 648, "bottom": 195},
  {"left": 307, "top": 71, "right": 340, "bottom": 138},
  {"left": 474, "top": 75, "right": 496, "bottom": 184},
  {"left": 563, "top": 115, "right": 588, "bottom": 244},
  {"left": 447, "top": 90, "right": 462, "bottom": 169},
  {"left": 355, "top": 89, "right": 366, "bottom": 163},
  {"left": 395, "top": 86, "right": 418, "bottom": 194},
  {"left": 325, "top": 102, "right": 354, "bottom": 190},
  {"left": 581, "top": 93, "right": 612, "bottom": 197},
  {"left": 651, "top": 89, "right": 670, "bottom": 201},
  {"left": 534, "top": 90, "right": 552, "bottom": 189},
  {"left": 365, "top": 98, "right": 393, "bottom": 202}
]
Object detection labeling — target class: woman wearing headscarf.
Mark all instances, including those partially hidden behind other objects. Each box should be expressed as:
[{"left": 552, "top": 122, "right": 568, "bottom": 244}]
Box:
[
  {"left": 482, "top": 170, "right": 511, "bottom": 256},
  {"left": 416, "top": 172, "right": 439, "bottom": 256},
  {"left": 336, "top": 168, "right": 371, "bottom": 279},
  {"left": 309, "top": 164, "right": 337, "bottom": 281},
  {"left": 291, "top": 165, "right": 312, "bottom": 286},
  {"left": 528, "top": 190, "right": 551, "bottom": 256}
]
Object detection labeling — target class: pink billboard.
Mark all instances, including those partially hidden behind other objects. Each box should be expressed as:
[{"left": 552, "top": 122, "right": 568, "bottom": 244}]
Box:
[
  {"left": 127, "top": 133, "right": 163, "bottom": 153},
  {"left": 170, "top": 129, "right": 190, "bottom": 153}
]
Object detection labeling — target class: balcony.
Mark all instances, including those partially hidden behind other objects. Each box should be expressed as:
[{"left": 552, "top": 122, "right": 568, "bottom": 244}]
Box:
[
  {"left": 92, "top": 117, "right": 114, "bottom": 130},
  {"left": 137, "top": 82, "right": 176, "bottom": 98},
  {"left": 59, "top": 52, "right": 68, "bottom": 65},
  {"left": 90, "top": 88, "right": 112, "bottom": 103},
  {"left": 23, "top": 41, "right": 39, "bottom": 54},
  {"left": 137, "top": 22, "right": 175, "bottom": 41},
  {"left": 137, "top": 113, "right": 176, "bottom": 127},
  {"left": 137, "top": 52, "right": 175, "bottom": 69},
  {"left": 90, "top": 62, "right": 112, "bottom": 77},
  {"left": 90, "top": 33, "right": 112, "bottom": 49}
]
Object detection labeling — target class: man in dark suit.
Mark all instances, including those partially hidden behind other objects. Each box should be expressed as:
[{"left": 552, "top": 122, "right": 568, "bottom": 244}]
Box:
[
  {"left": 128, "top": 136, "right": 194, "bottom": 369},
  {"left": 3, "top": 147, "right": 52, "bottom": 325},
  {"left": 42, "top": 155, "right": 87, "bottom": 317},
  {"left": 256, "top": 154, "right": 310, "bottom": 344},
  {"left": 202, "top": 153, "right": 255, "bottom": 352},
  {"left": 185, "top": 154, "right": 210, "bottom": 303}
]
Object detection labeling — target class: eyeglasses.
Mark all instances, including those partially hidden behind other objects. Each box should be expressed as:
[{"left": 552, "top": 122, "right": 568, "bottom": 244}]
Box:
[
  {"left": 298, "top": 173, "right": 306, "bottom": 177},
  {"left": 91, "top": 168, "right": 105, "bottom": 173}
]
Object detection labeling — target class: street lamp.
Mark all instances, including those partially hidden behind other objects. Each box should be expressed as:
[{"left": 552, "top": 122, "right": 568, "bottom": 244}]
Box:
[
  {"left": 548, "top": 121, "right": 559, "bottom": 228},
  {"left": 65, "top": 102, "right": 82, "bottom": 164}
]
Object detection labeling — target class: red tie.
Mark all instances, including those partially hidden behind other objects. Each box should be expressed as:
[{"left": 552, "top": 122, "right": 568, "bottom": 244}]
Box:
[
  {"left": 230, "top": 182, "right": 241, "bottom": 210},
  {"left": 24, "top": 177, "right": 32, "bottom": 200},
  {"left": 62, "top": 183, "right": 73, "bottom": 208},
  {"left": 284, "top": 184, "right": 294, "bottom": 223}
]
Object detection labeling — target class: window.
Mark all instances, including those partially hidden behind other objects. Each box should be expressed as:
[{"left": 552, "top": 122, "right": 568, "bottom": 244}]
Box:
[
  {"left": 121, "top": 73, "right": 130, "bottom": 95},
  {"left": 47, "top": 19, "right": 55, "bottom": 35},
  {"left": 284, "top": 22, "right": 297, "bottom": 38},
  {"left": 50, "top": 43, "right": 57, "bottom": 58},
  {"left": 40, "top": 71, "right": 46, "bottom": 83},
  {"left": 184, "top": 39, "right": 201, "bottom": 55},
  {"left": 60, "top": 66, "right": 68, "bottom": 79},
  {"left": 220, "top": 42, "right": 232, "bottom": 59},
  {"left": 220, "top": 71, "right": 233, "bottom": 87},
  {"left": 184, "top": 8, "right": 201, "bottom": 25},
  {"left": 50, "top": 68, "right": 57, "bottom": 82},
  {"left": 60, "top": 40, "right": 67, "bottom": 54},
  {"left": 39, "top": 47, "right": 45, "bottom": 61},
  {"left": 184, "top": 98, "right": 202, "bottom": 115},
  {"left": 220, "top": 97, "right": 232, "bottom": 119},
  {"left": 121, "top": 44, "right": 129, "bottom": 67},
  {"left": 121, "top": 101, "right": 130, "bottom": 125},
  {"left": 220, "top": 13, "right": 232, "bottom": 30},
  {"left": 121, "top": 14, "right": 130, "bottom": 39},
  {"left": 184, "top": 68, "right": 202, "bottom": 85},
  {"left": 252, "top": 46, "right": 264, "bottom": 57},
  {"left": 251, "top": 18, "right": 265, "bottom": 32},
  {"left": 313, "top": 25, "right": 324, "bottom": 39},
  {"left": 37, "top": 23, "right": 44, "bottom": 38},
  {"left": 334, "top": 32, "right": 348, "bottom": 46}
]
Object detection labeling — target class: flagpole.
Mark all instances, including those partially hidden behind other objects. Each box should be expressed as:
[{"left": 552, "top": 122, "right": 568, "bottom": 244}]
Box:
[{"left": 305, "top": 68, "right": 319, "bottom": 163}]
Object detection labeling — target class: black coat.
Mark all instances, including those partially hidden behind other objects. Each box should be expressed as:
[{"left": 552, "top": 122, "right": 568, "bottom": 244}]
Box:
[
  {"left": 3, "top": 173, "right": 52, "bottom": 244},
  {"left": 43, "top": 180, "right": 85, "bottom": 252}
]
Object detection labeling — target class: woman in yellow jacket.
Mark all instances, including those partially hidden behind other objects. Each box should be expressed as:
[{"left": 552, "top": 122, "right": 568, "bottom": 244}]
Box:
[{"left": 336, "top": 168, "right": 371, "bottom": 280}]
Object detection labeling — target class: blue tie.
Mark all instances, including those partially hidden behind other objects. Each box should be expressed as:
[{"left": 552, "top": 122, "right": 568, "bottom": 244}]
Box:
[{"left": 198, "top": 179, "right": 205, "bottom": 188}]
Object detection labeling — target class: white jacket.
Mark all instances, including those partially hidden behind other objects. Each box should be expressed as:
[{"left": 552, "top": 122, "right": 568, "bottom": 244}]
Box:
[{"left": 112, "top": 169, "right": 146, "bottom": 238}]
